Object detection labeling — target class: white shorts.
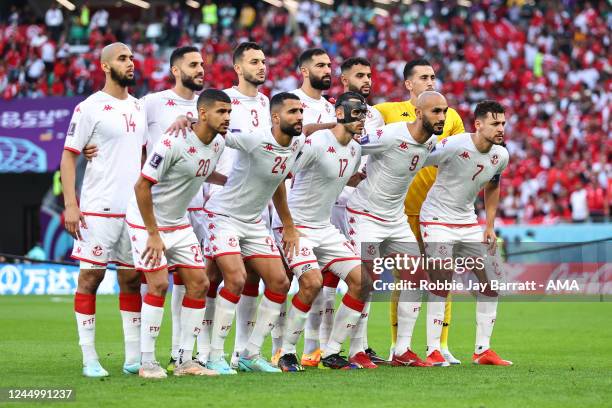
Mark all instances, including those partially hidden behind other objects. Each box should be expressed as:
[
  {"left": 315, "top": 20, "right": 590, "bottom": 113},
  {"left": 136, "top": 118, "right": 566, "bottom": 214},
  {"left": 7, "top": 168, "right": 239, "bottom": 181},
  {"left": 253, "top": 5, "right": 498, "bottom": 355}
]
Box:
[
  {"left": 273, "top": 224, "right": 360, "bottom": 280},
  {"left": 127, "top": 224, "right": 205, "bottom": 272},
  {"left": 345, "top": 207, "right": 420, "bottom": 261},
  {"left": 420, "top": 223, "right": 505, "bottom": 281},
  {"left": 188, "top": 209, "right": 207, "bottom": 249},
  {"left": 71, "top": 215, "right": 133, "bottom": 268},
  {"left": 203, "top": 210, "right": 280, "bottom": 260}
]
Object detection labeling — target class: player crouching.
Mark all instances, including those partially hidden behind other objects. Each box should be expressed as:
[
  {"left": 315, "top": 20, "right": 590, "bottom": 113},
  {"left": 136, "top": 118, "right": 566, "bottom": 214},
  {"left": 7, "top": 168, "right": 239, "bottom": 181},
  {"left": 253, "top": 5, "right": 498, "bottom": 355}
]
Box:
[{"left": 126, "top": 89, "right": 230, "bottom": 378}]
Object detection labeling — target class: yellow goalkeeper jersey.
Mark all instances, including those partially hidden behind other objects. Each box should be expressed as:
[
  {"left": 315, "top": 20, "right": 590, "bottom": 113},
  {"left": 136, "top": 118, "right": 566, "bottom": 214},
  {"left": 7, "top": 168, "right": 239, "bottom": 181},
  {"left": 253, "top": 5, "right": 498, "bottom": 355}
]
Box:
[{"left": 374, "top": 100, "right": 465, "bottom": 216}]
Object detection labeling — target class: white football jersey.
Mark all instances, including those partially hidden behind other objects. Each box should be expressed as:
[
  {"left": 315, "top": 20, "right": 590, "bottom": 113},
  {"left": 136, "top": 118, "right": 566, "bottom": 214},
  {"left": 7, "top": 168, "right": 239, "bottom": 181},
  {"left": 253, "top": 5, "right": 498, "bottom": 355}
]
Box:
[
  {"left": 126, "top": 130, "right": 225, "bottom": 229},
  {"left": 364, "top": 103, "right": 384, "bottom": 134},
  {"left": 141, "top": 89, "right": 201, "bottom": 209},
  {"left": 205, "top": 128, "right": 305, "bottom": 223},
  {"left": 64, "top": 91, "right": 146, "bottom": 215},
  {"left": 347, "top": 122, "right": 436, "bottom": 221},
  {"left": 272, "top": 130, "right": 362, "bottom": 228},
  {"left": 290, "top": 88, "right": 336, "bottom": 125},
  {"left": 420, "top": 133, "right": 509, "bottom": 224}
]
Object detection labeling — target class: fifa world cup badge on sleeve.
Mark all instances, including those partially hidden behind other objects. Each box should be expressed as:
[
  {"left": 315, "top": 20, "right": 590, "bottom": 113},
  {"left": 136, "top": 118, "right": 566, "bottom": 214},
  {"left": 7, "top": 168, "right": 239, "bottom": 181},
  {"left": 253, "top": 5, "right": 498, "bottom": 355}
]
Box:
[{"left": 149, "top": 153, "right": 163, "bottom": 168}]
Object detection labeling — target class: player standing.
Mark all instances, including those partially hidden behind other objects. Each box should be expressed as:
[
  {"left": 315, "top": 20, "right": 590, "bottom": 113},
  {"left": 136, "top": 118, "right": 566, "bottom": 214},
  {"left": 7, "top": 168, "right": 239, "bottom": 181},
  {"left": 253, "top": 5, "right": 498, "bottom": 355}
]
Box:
[
  {"left": 375, "top": 59, "right": 464, "bottom": 364},
  {"left": 203, "top": 93, "right": 304, "bottom": 374},
  {"left": 61, "top": 43, "right": 146, "bottom": 377},
  {"left": 273, "top": 92, "right": 371, "bottom": 371},
  {"left": 420, "top": 100, "right": 511, "bottom": 366},
  {"left": 286, "top": 48, "right": 337, "bottom": 366},
  {"left": 127, "top": 89, "right": 230, "bottom": 378}
]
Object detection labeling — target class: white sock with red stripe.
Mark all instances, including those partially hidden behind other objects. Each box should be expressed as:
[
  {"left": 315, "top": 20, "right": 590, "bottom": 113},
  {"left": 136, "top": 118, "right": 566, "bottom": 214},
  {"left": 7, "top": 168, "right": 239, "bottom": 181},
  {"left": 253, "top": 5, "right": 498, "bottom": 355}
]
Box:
[
  {"left": 197, "top": 283, "right": 218, "bottom": 362},
  {"left": 242, "top": 289, "right": 286, "bottom": 358},
  {"left": 74, "top": 292, "right": 97, "bottom": 364},
  {"left": 119, "top": 292, "right": 141, "bottom": 366},
  {"left": 170, "top": 274, "right": 185, "bottom": 360},
  {"left": 395, "top": 289, "right": 423, "bottom": 355},
  {"left": 319, "top": 284, "right": 337, "bottom": 348},
  {"left": 349, "top": 300, "right": 370, "bottom": 357},
  {"left": 209, "top": 288, "right": 239, "bottom": 361},
  {"left": 141, "top": 293, "right": 165, "bottom": 364},
  {"left": 322, "top": 294, "right": 364, "bottom": 357},
  {"left": 475, "top": 293, "right": 498, "bottom": 354},
  {"left": 233, "top": 283, "right": 259, "bottom": 359},
  {"left": 303, "top": 291, "right": 324, "bottom": 354},
  {"left": 271, "top": 299, "right": 287, "bottom": 355},
  {"left": 281, "top": 296, "right": 311, "bottom": 355},
  {"left": 426, "top": 292, "right": 447, "bottom": 355},
  {"left": 179, "top": 296, "right": 206, "bottom": 363}
]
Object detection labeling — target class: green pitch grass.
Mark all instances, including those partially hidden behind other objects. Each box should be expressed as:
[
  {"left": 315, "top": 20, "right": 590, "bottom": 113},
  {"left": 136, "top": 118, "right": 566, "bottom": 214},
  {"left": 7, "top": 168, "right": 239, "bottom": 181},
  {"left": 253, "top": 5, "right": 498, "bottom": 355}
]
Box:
[{"left": 1, "top": 295, "right": 610, "bottom": 408}]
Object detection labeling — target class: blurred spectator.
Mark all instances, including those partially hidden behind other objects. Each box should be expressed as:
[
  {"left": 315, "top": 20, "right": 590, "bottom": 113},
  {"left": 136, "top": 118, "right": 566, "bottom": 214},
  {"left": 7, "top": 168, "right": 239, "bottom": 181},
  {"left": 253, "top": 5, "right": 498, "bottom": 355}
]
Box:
[
  {"left": 90, "top": 7, "right": 108, "bottom": 31},
  {"left": 570, "top": 182, "right": 589, "bottom": 223},
  {"left": 44, "top": 4, "right": 63, "bottom": 42},
  {"left": 202, "top": 0, "right": 218, "bottom": 30},
  {"left": 166, "top": 2, "right": 183, "bottom": 46},
  {"left": 239, "top": 4, "right": 256, "bottom": 29}
]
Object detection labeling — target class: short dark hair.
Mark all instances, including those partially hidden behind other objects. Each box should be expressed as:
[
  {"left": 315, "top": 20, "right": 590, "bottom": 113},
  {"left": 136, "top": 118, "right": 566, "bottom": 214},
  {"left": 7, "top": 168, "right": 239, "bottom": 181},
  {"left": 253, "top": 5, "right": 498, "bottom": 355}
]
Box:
[
  {"left": 334, "top": 91, "right": 365, "bottom": 108},
  {"left": 403, "top": 58, "right": 432, "bottom": 80},
  {"left": 232, "top": 42, "right": 263, "bottom": 64},
  {"left": 340, "top": 57, "right": 371, "bottom": 73},
  {"left": 270, "top": 92, "right": 301, "bottom": 112},
  {"left": 474, "top": 100, "right": 505, "bottom": 120},
  {"left": 169, "top": 46, "right": 200, "bottom": 69},
  {"left": 298, "top": 48, "right": 328, "bottom": 67},
  {"left": 197, "top": 88, "right": 231, "bottom": 109}
]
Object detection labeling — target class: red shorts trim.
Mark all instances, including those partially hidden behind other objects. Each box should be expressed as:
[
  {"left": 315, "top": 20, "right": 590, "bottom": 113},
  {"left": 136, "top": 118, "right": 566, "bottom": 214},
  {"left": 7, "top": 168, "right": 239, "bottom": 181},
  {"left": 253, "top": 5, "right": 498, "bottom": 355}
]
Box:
[
  {"left": 112, "top": 260, "right": 135, "bottom": 268},
  {"left": 168, "top": 263, "right": 205, "bottom": 271},
  {"left": 321, "top": 257, "right": 361, "bottom": 274},
  {"left": 137, "top": 264, "right": 169, "bottom": 273},
  {"left": 82, "top": 212, "right": 126, "bottom": 218},
  {"left": 346, "top": 207, "right": 387, "bottom": 222},
  {"left": 71, "top": 255, "right": 107, "bottom": 266},
  {"left": 289, "top": 259, "right": 319, "bottom": 270},
  {"left": 188, "top": 207, "right": 203, "bottom": 212},
  {"left": 212, "top": 251, "right": 242, "bottom": 259},
  {"left": 141, "top": 173, "right": 158, "bottom": 184},
  {"left": 64, "top": 146, "right": 81, "bottom": 155},
  {"left": 420, "top": 222, "right": 479, "bottom": 228},
  {"left": 243, "top": 254, "right": 282, "bottom": 261},
  {"left": 126, "top": 220, "right": 191, "bottom": 231}
]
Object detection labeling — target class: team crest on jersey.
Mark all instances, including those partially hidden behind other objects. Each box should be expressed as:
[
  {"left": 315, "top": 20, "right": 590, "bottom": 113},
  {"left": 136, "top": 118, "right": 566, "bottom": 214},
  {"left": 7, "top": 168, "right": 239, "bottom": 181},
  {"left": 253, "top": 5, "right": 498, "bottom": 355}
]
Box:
[
  {"left": 92, "top": 245, "right": 103, "bottom": 257},
  {"left": 491, "top": 154, "right": 499, "bottom": 165},
  {"left": 291, "top": 140, "right": 299, "bottom": 153},
  {"left": 228, "top": 237, "right": 238, "bottom": 247},
  {"left": 134, "top": 101, "right": 141, "bottom": 111},
  {"left": 426, "top": 140, "right": 434, "bottom": 150},
  {"left": 367, "top": 110, "right": 372, "bottom": 118},
  {"left": 441, "top": 138, "right": 448, "bottom": 146},
  {"left": 459, "top": 151, "right": 470, "bottom": 159},
  {"left": 259, "top": 96, "right": 266, "bottom": 107},
  {"left": 350, "top": 146, "right": 356, "bottom": 157},
  {"left": 325, "top": 104, "right": 331, "bottom": 113},
  {"left": 367, "top": 244, "right": 376, "bottom": 256},
  {"left": 67, "top": 122, "right": 76, "bottom": 137},
  {"left": 149, "top": 153, "right": 163, "bottom": 168},
  {"left": 188, "top": 146, "right": 196, "bottom": 155},
  {"left": 399, "top": 142, "right": 408, "bottom": 150},
  {"left": 213, "top": 142, "right": 220, "bottom": 153}
]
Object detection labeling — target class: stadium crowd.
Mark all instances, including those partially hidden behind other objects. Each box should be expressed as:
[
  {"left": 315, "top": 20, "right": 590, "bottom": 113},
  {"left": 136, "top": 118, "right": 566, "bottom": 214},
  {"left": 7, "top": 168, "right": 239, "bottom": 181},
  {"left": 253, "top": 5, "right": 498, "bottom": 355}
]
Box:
[{"left": 0, "top": 0, "right": 610, "bottom": 224}]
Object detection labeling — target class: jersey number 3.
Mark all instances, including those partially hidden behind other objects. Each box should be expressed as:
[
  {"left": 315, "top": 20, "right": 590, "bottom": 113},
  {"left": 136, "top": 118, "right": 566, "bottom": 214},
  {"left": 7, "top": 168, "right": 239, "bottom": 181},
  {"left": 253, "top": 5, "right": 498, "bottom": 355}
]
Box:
[{"left": 250, "top": 109, "right": 259, "bottom": 127}]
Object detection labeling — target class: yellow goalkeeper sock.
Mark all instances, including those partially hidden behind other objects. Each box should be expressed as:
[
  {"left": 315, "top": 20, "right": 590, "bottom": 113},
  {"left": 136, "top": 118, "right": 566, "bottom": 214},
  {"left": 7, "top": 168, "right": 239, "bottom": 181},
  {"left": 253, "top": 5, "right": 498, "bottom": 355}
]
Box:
[{"left": 440, "top": 293, "right": 452, "bottom": 349}]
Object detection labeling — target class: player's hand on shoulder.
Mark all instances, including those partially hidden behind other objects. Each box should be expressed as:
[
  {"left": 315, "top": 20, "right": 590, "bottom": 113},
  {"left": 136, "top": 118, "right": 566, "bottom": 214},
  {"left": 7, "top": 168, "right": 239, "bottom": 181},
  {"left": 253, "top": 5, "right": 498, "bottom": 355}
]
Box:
[
  {"left": 142, "top": 232, "right": 165, "bottom": 268},
  {"left": 282, "top": 225, "right": 302, "bottom": 258},
  {"left": 165, "top": 115, "right": 193, "bottom": 138},
  {"left": 347, "top": 171, "right": 366, "bottom": 187},
  {"left": 64, "top": 204, "right": 86, "bottom": 240},
  {"left": 82, "top": 144, "right": 98, "bottom": 161}
]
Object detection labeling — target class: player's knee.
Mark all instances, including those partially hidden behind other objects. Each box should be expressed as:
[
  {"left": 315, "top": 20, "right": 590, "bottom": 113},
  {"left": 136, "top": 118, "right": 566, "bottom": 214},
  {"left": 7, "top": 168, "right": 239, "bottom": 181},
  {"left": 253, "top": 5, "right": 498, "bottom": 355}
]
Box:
[
  {"left": 267, "top": 273, "right": 290, "bottom": 294},
  {"left": 77, "top": 270, "right": 104, "bottom": 293},
  {"left": 299, "top": 271, "right": 323, "bottom": 299},
  {"left": 186, "top": 273, "right": 209, "bottom": 299},
  {"left": 147, "top": 278, "right": 169, "bottom": 296},
  {"left": 222, "top": 269, "right": 247, "bottom": 294},
  {"left": 117, "top": 269, "right": 141, "bottom": 293}
]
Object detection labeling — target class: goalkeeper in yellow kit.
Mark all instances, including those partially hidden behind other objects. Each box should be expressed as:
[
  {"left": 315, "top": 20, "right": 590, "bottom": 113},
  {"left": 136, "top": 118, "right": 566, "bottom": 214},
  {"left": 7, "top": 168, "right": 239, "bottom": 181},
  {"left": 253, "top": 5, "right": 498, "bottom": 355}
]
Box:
[{"left": 375, "top": 59, "right": 464, "bottom": 365}]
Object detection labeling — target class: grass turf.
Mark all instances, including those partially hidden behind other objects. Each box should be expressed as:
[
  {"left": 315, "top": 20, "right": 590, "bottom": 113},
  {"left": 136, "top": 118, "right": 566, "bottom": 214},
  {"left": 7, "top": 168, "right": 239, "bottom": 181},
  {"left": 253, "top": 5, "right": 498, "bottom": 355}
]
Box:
[{"left": 1, "top": 295, "right": 611, "bottom": 407}]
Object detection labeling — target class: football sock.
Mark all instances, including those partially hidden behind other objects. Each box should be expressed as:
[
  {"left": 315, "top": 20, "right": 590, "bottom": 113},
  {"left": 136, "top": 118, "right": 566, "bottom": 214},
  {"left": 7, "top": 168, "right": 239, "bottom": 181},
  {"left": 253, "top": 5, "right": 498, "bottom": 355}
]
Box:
[
  {"left": 242, "top": 289, "right": 286, "bottom": 358},
  {"left": 323, "top": 294, "right": 364, "bottom": 357},
  {"left": 209, "top": 288, "right": 239, "bottom": 361},
  {"left": 179, "top": 296, "right": 205, "bottom": 364},
  {"left": 119, "top": 292, "right": 141, "bottom": 366},
  {"left": 141, "top": 293, "right": 165, "bottom": 364},
  {"left": 281, "top": 296, "right": 311, "bottom": 355},
  {"left": 75, "top": 292, "right": 97, "bottom": 364}
]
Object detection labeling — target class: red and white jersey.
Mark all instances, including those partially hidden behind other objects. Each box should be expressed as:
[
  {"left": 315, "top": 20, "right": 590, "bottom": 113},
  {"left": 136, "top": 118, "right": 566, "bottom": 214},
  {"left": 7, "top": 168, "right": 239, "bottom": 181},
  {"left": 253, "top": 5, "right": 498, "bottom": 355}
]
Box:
[
  {"left": 364, "top": 103, "right": 384, "bottom": 134},
  {"left": 347, "top": 122, "right": 436, "bottom": 221},
  {"left": 272, "top": 130, "right": 362, "bottom": 228},
  {"left": 63, "top": 91, "right": 146, "bottom": 215},
  {"left": 290, "top": 88, "right": 336, "bottom": 125},
  {"left": 205, "top": 128, "right": 305, "bottom": 223},
  {"left": 141, "top": 89, "right": 198, "bottom": 155},
  {"left": 420, "top": 133, "right": 509, "bottom": 224},
  {"left": 140, "top": 89, "right": 201, "bottom": 209},
  {"left": 126, "top": 130, "right": 224, "bottom": 229}
]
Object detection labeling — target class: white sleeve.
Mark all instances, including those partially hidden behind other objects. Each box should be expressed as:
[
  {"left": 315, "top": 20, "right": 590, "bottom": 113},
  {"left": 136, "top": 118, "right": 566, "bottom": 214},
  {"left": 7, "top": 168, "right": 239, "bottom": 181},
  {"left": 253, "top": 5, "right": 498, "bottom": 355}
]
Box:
[
  {"left": 364, "top": 108, "right": 385, "bottom": 134},
  {"left": 140, "top": 137, "right": 180, "bottom": 184},
  {"left": 423, "top": 139, "right": 455, "bottom": 167},
  {"left": 142, "top": 95, "right": 160, "bottom": 147},
  {"left": 291, "top": 138, "right": 318, "bottom": 173},
  {"left": 359, "top": 125, "right": 396, "bottom": 155},
  {"left": 63, "top": 104, "right": 95, "bottom": 154},
  {"left": 223, "top": 128, "right": 261, "bottom": 152}
]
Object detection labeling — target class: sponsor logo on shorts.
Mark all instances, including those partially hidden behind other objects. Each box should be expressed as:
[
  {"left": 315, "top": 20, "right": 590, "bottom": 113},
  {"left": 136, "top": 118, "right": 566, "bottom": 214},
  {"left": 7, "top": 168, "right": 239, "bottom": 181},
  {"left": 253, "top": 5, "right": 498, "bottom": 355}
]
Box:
[
  {"left": 149, "top": 153, "right": 163, "bottom": 168},
  {"left": 301, "top": 264, "right": 313, "bottom": 273}
]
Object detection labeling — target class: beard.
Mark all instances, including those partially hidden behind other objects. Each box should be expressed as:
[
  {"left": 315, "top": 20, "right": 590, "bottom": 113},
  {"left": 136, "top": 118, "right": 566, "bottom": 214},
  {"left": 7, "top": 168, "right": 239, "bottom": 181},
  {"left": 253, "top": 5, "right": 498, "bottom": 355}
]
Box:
[
  {"left": 349, "top": 84, "right": 370, "bottom": 98},
  {"left": 423, "top": 117, "right": 444, "bottom": 135},
  {"left": 180, "top": 70, "right": 204, "bottom": 91},
  {"left": 281, "top": 121, "right": 302, "bottom": 136},
  {"left": 309, "top": 73, "right": 331, "bottom": 90},
  {"left": 243, "top": 70, "right": 265, "bottom": 86},
  {"left": 110, "top": 67, "right": 136, "bottom": 87}
]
